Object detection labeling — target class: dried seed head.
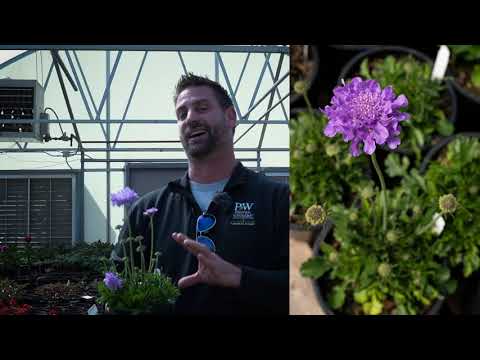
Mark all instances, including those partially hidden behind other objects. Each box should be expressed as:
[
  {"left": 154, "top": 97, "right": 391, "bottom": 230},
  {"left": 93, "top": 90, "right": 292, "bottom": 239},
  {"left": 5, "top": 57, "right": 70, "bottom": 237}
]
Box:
[
  {"left": 305, "top": 204, "right": 327, "bottom": 226},
  {"left": 439, "top": 194, "right": 458, "bottom": 214}
]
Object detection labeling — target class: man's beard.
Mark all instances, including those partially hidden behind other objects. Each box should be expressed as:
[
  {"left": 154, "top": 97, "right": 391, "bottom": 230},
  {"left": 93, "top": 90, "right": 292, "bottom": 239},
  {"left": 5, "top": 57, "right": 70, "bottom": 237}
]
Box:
[{"left": 181, "top": 124, "right": 222, "bottom": 159}]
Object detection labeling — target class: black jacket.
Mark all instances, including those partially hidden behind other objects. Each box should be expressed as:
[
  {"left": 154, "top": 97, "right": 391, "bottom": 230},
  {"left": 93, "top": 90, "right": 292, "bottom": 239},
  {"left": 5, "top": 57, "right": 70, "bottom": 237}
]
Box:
[{"left": 113, "top": 161, "right": 289, "bottom": 315}]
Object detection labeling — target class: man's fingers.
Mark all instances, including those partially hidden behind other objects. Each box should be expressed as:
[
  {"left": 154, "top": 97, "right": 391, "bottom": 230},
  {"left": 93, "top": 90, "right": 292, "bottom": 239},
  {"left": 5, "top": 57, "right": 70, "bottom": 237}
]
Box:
[
  {"left": 198, "top": 253, "right": 215, "bottom": 268},
  {"left": 173, "top": 232, "right": 211, "bottom": 257},
  {"left": 172, "top": 232, "right": 191, "bottom": 245},
  {"left": 178, "top": 272, "right": 202, "bottom": 289}
]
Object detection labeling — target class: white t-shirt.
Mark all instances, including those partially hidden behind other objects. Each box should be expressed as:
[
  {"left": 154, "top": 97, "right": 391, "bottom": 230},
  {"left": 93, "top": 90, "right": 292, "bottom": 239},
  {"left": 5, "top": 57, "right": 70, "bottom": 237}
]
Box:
[{"left": 190, "top": 178, "right": 229, "bottom": 213}]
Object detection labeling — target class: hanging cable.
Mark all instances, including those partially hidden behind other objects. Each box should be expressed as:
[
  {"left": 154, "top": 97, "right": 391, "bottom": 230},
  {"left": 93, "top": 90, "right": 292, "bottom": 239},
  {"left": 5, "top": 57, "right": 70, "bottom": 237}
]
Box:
[{"left": 44, "top": 107, "right": 64, "bottom": 134}]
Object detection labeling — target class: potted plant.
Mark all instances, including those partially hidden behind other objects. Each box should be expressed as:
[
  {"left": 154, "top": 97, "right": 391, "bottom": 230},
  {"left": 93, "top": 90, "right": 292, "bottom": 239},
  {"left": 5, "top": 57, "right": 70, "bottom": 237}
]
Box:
[
  {"left": 338, "top": 46, "right": 458, "bottom": 166},
  {"left": 448, "top": 45, "right": 480, "bottom": 105},
  {"left": 290, "top": 45, "right": 320, "bottom": 107},
  {"left": 301, "top": 77, "right": 458, "bottom": 315},
  {"left": 0, "top": 278, "right": 31, "bottom": 316},
  {"left": 96, "top": 187, "right": 180, "bottom": 315},
  {"left": 418, "top": 133, "right": 480, "bottom": 313}
]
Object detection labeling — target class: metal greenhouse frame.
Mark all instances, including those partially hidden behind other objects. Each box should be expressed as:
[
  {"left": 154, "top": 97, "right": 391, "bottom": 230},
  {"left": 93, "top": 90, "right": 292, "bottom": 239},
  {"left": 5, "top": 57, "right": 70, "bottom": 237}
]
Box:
[{"left": 0, "top": 45, "right": 290, "bottom": 243}]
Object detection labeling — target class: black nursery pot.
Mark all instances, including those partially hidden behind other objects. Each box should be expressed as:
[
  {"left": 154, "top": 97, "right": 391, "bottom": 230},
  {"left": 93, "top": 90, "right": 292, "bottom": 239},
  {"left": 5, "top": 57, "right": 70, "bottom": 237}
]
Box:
[
  {"left": 449, "top": 66, "right": 480, "bottom": 106},
  {"left": 290, "top": 45, "right": 320, "bottom": 107},
  {"left": 419, "top": 132, "right": 480, "bottom": 174},
  {"left": 419, "top": 132, "right": 480, "bottom": 314},
  {"left": 310, "top": 219, "right": 444, "bottom": 315},
  {"left": 337, "top": 46, "right": 458, "bottom": 156},
  {"left": 329, "top": 45, "right": 381, "bottom": 52}
]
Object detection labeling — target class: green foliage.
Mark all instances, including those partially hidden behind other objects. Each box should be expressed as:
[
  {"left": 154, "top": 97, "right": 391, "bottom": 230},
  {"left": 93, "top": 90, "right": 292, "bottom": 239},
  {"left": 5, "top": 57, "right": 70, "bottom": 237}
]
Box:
[
  {"left": 290, "top": 110, "right": 370, "bottom": 225},
  {"left": 449, "top": 45, "right": 480, "bottom": 62},
  {"left": 423, "top": 136, "right": 480, "bottom": 277},
  {"left": 97, "top": 271, "right": 180, "bottom": 315},
  {"left": 359, "top": 55, "right": 454, "bottom": 165},
  {"left": 302, "top": 135, "right": 480, "bottom": 314},
  {"left": 302, "top": 175, "right": 454, "bottom": 315},
  {"left": 46, "top": 241, "right": 114, "bottom": 273},
  {"left": 0, "top": 241, "right": 114, "bottom": 276}
]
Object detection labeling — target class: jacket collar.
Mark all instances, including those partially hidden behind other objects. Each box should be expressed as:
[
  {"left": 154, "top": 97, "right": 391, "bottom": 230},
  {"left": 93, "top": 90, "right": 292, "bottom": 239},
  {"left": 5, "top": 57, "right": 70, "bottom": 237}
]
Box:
[{"left": 172, "top": 160, "right": 249, "bottom": 193}]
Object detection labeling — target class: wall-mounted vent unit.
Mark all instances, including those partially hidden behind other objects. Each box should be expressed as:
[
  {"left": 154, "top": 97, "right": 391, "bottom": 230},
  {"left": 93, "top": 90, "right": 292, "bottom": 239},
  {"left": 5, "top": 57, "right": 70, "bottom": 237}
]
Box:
[{"left": 0, "top": 79, "right": 48, "bottom": 142}]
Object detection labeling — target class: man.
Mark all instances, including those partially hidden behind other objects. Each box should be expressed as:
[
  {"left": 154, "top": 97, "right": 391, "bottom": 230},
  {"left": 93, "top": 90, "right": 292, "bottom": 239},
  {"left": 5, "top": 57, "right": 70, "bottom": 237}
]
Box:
[{"left": 113, "top": 73, "right": 289, "bottom": 315}]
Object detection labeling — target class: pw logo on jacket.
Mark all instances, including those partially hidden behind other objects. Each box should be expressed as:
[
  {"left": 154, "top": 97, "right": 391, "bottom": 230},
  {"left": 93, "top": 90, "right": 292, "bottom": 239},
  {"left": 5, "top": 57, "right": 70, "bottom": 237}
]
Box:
[{"left": 231, "top": 202, "right": 256, "bottom": 226}]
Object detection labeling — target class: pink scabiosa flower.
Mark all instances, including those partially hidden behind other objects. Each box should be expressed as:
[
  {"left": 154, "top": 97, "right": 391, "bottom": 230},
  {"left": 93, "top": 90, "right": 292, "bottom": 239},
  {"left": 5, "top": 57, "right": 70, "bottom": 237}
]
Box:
[
  {"left": 321, "top": 77, "right": 410, "bottom": 157},
  {"left": 143, "top": 207, "right": 158, "bottom": 216},
  {"left": 103, "top": 272, "right": 123, "bottom": 291},
  {"left": 111, "top": 187, "right": 139, "bottom": 207}
]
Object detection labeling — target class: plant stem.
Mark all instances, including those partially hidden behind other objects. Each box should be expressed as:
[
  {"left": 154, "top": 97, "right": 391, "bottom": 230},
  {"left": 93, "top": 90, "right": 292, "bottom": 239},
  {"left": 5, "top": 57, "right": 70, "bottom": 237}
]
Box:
[
  {"left": 148, "top": 216, "right": 155, "bottom": 273},
  {"left": 121, "top": 241, "right": 129, "bottom": 279},
  {"left": 128, "top": 219, "right": 135, "bottom": 282},
  {"left": 138, "top": 237, "right": 146, "bottom": 273},
  {"left": 303, "top": 93, "right": 314, "bottom": 118},
  {"left": 370, "top": 153, "right": 387, "bottom": 233}
]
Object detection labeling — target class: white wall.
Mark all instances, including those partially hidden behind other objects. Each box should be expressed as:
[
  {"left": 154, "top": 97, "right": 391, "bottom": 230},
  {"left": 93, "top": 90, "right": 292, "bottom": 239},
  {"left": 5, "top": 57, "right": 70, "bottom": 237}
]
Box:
[{"left": 0, "top": 48, "right": 290, "bottom": 244}]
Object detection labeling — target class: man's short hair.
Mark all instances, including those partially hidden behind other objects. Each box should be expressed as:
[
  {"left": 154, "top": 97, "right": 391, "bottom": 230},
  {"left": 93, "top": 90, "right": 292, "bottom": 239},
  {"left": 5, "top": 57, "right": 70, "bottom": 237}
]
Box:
[{"left": 173, "top": 73, "right": 233, "bottom": 110}]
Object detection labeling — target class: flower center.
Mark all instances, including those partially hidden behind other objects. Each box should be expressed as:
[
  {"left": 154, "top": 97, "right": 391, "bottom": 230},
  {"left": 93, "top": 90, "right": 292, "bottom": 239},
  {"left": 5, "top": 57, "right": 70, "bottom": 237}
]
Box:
[{"left": 350, "top": 91, "right": 380, "bottom": 124}]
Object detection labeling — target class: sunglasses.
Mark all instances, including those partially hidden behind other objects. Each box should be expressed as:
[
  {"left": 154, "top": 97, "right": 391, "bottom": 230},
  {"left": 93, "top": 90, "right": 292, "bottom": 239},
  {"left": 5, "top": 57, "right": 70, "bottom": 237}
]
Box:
[{"left": 196, "top": 212, "right": 216, "bottom": 252}]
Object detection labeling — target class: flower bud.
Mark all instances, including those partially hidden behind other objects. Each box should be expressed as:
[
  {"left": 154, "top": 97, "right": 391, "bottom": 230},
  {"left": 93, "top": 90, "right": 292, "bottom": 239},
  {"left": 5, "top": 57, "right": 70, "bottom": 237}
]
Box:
[
  {"left": 377, "top": 263, "right": 391, "bottom": 278},
  {"left": 439, "top": 194, "right": 457, "bottom": 214},
  {"left": 135, "top": 235, "right": 144, "bottom": 243},
  {"left": 328, "top": 252, "right": 338, "bottom": 263},
  {"left": 360, "top": 185, "right": 375, "bottom": 200},
  {"left": 306, "top": 142, "right": 317, "bottom": 154},
  {"left": 349, "top": 212, "right": 358, "bottom": 222},
  {"left": 469, "top": 185, "right": 478, "bottom": 195},
  {"left": 413, "top": 205, "right": 422, "bottom": 216},
  {"left": 325, "top": 143, "right": 340, "bottom": 157},
  {"left": 386, "top": 230, "right": 398, "bottom": 244},
  {"left": 305, "top": 204, "right": 327, "bottom": 226},
  {"left": 293, "top": 81, "right": 307, "bottom": 95}
]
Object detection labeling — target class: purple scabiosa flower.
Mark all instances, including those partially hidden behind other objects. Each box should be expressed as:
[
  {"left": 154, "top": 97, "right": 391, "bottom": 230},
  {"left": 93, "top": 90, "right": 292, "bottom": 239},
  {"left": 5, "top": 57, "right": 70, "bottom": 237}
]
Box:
[
  {"left": 143, "top": 207, "right": 158, "bottom": 216},
  {"left": 321, "top": 77, "right": 410, "bottom": 157},
  {"left": 111, "top": 187, "right": 139, "bottom": 207},
  {"left": 103, "top": 272, "right": 123, "bottom": 291},
  {"left": 0, "top": 244, "right": 8, "bottom": 252}
]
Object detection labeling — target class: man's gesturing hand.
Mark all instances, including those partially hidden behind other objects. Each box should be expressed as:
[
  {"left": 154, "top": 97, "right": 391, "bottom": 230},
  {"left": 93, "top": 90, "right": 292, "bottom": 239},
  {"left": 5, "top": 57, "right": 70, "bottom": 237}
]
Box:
[{"left": 172, "top": 232, "right": 242, "bottom": 289}]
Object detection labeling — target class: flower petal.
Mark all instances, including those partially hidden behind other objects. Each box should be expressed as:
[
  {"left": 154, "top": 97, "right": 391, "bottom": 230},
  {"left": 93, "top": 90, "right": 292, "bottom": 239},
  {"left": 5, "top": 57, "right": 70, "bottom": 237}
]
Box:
[
  {"left": 363, "top": 137, "right": 376, "bottom": 155},
  {"left": 373, "top": 123, "right": 389, "bottom": 144},
  {"left": 387, "top": 136, "right": 401, "bottom": 149},
  {"left": 392, "top": 94, "right": 408, "bottom": 109}
]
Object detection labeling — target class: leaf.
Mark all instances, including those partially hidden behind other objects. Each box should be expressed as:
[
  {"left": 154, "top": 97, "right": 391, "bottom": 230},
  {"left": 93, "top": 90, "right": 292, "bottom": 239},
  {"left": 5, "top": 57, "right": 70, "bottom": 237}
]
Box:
[
  {"left": 360, "top": 59, "right": 371, "bottom": 79},
  {"left": 436, "top": 113, "right": 454, "bottom": 136},
  {"left": 319, "top": 242, "right": 335, "bottom": 255},
  {"left": 369, "top": 297, "right": 384, "bottom": 315},
  {"left": 412, "top": 127, "right": 425, "bottom": 148},
  {"left": 444, "top": 279, "right": 457, "bottom": 295},
  {"left": 385, "top": 153, "right": 406, "bottom": 178},
  {"left": 353, "top": 289, "right": 368, "bottom": 304},
  {"left": 410, "top": 169, "right": 427, "bottom": 192},
  {"left": 328, "top": 285, "right": 346, "bottom": 310},
  {"left": 300, "top": 257, "right": 331, "bottom": 279},
  {"left": 472, "top": 65, "right": 480, "bottom": 88},
  {"left": 436, "top": 267, "right": 450, "bottom": 283}
]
